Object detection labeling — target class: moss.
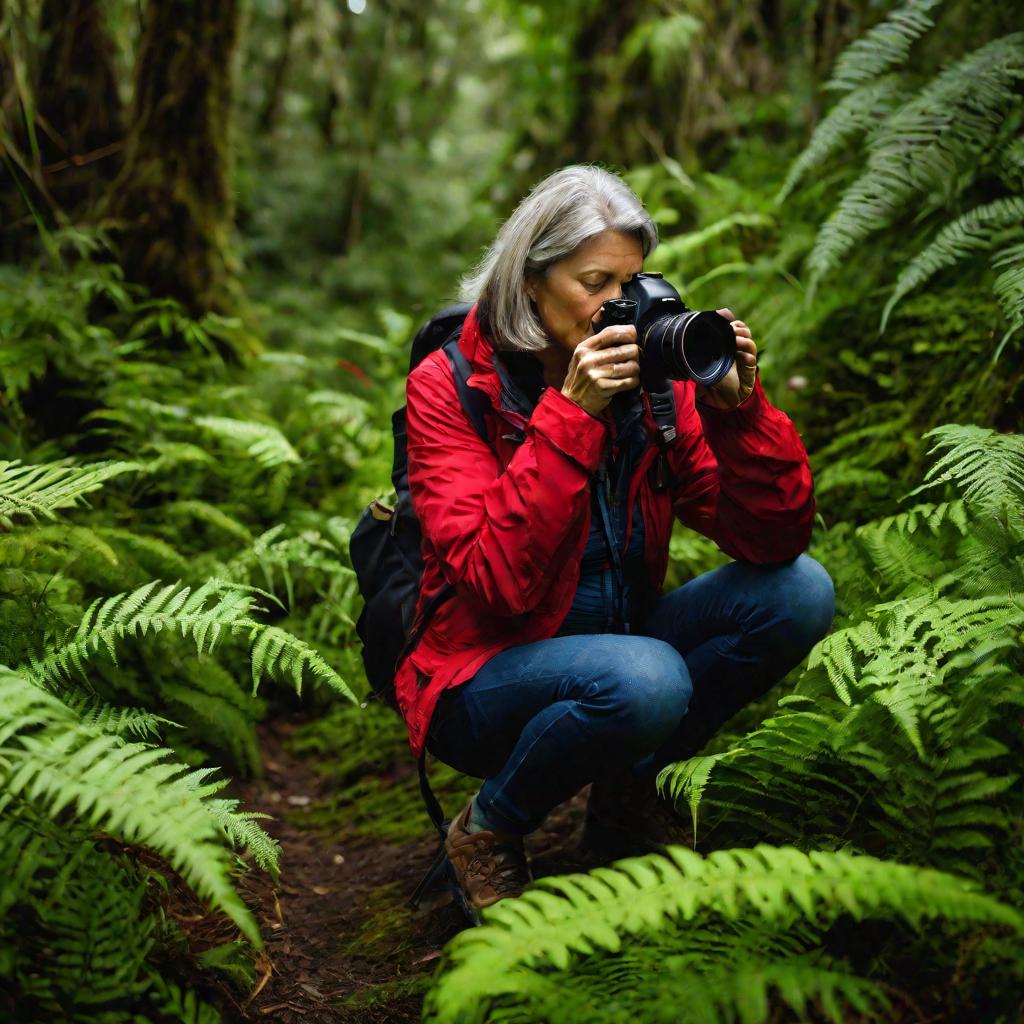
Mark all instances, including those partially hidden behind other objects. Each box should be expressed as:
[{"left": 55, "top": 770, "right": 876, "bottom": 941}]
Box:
[
  {"left": 336, "top": 973, "right": 429, "bottom": 1014},
  {"left": 285, "top": 701, "right": 477, "bottom": 844}
]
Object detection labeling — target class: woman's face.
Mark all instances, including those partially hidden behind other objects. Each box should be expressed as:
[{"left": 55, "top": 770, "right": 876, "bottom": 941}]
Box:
[{"left": 527, "top": 229, "right": 644, "bottom": 356}]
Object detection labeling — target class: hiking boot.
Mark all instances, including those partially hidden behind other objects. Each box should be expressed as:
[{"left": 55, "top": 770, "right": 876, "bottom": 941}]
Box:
[
  {"left": 582, "top": 772, "right": 692, "bottom": 859},
  {"left": 444, "top": 799, "right": 532, "bottom": 924}
]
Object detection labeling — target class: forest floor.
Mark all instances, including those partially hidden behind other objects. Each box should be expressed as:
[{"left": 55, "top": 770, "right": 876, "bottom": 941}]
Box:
[{"left": 215, "top": 714, "right": 595, "bottom": 1024}]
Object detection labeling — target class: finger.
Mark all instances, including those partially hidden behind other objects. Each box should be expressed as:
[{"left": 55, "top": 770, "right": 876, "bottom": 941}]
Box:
[
  {"left": 587, "top": 343, "right": 640, "bottom": 365},
  {"left": 731, "top": 324, "right": 752, "bottom": 338},
  {"left": 717, "top": 307, "right": 736, "bottom": 322},
  {"left": 735, "top": 336, "right": 757, "bottom": 356},
  {"left": 584, "top": 324, "right": 637, "bottom": 348},
  {"left": 597, "top": 374, "right": 640, "bottom": 392},
  {"left": 604, "top": 360, "right": 640, "bottom": 379}
]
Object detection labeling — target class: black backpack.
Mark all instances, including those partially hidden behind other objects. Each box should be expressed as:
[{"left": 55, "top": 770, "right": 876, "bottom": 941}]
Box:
[
  {"left": 349, "top": 303, "right": 490, "bottom": 708},
  {"left": 349, "top": 303, "right": 491, "bottom": 909}
]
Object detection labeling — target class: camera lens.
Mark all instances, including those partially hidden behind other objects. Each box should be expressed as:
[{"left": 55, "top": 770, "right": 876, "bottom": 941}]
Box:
[{"left": 645, "top": 310, "right": 735, "bottom": 386}]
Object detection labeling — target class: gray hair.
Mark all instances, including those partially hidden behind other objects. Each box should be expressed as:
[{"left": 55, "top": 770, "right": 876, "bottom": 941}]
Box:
[{"left": 460, "top": 165, "right": 658, "bottom": 352}]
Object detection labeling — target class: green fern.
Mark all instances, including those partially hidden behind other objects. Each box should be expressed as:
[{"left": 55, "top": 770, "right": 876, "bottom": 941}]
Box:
[
  {"left": 776, "top": 77, "right": 906, "bottom": 203},
  {"left": 992, "top": 240, "right": 1024, "bottom": 350},
  {"left": 195, "top": 415, "right": 301, "bottom": 469},
  {"left": 15, "top": 847, "right": 154, "bottom": 1014},
  {"left": 0, "top": 667, "right": 261, "bottom": 943},
  {"left": 27, "top": 578, "right": 354, "bottom": 701},
  {"left": 910, "top": 424, "right": 1024, "bottom": 513},
  {"left": 163, "top": 499, "right": 255, "bottom": 542},
  {"left": 424, "top": 845, "right": 1021, "bottom": 1024},
  {"left": 807, "top": 33, "right": 1024, "bottom": 285},
  {"left": 825, "top": 0, "right": 943, "bottom": 93},
  {"left": 0, "top": 459, "right": 139, "bottom": 528},
  {"left": 881, "top": 198, "right": 1024, "bottom": 329}
]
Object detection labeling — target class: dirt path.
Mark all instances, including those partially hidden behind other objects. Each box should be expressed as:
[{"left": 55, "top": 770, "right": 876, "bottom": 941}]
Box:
[{"left": 227, "top": 715, "right": 592, "bottom": 1023}]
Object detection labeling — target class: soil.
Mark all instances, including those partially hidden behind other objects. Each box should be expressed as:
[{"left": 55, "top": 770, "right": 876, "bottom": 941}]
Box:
[{"left": 222, "top": 714, "right": 597, "bottom": 1024}]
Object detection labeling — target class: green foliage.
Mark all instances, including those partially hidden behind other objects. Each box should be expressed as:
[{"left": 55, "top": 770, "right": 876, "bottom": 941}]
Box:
[
  {"left": 881, "top": 197, "right": 1024, "bottom": 329},
  {"left": 0, "top": 667, "right": 264, "bottom": 943},
  {"left": 659, "top": 426, "right": 1023, "bottom": 872},
  {"left": 0, "top": 245, "right": 374, "bottom": 1016},
  {"left": 0, "top": 459, "right": 139, "bottom": 528},
  {"left": 775, "top": 77, "right": 906, "bottom": 204},
  {"left": 786, "top": 22, "right": 1024, "bottom": 345},
  {"left": 425, "top": 844, "right": 1022, "bottom": 1024},
  {"left": 824, "top": 0, "right": 943, "bottom": 93}
]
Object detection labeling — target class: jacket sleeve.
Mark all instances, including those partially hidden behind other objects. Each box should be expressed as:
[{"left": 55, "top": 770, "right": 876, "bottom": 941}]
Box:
[
  {"left": 666, "top": 376, "right": 815, "bottom": 563},
  {"left": 405, "top": 356, "right": 607, "bottom": 616}
]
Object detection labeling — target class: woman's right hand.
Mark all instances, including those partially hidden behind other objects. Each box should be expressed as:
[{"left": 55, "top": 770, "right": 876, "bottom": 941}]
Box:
[{"left": 560, "top": 324, "right": 640, "bottom": 416}]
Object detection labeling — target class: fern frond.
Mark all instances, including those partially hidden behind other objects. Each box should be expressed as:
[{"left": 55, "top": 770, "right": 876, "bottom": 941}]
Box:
[
  {"left": 424, "top": 845, "right": 1020, "bottom": 1024},
  {"left": 203, "top": 798, "right": 281, "bottom": 878},
  {"left": 500, "top": 953, "right": 890, "bottom": 1024},
  {"left": 992, "top": 240, "right": 1024, "bottom": 337},
  {"left": 27, "top": 578, "right": 355, "bottom": 701},
  {"left": 911, "top": 424, "right": 1024, "bottom": 513},
  {"left": 657, "top": 751, "right": 739, "bottom": 838},
  {"left": 0, "top": 667, "right": 260, "bottom": 943},
  {"left": 247, "top": 623, "right": 353, "bottom": 699},
  {"left": 195, "top": 415, "right": 301, "bottom": 469},
  {"left": 807, "top": 33, "right": 1024, "bottom": 284},
  {"left": 164, "top": 499, "right": 254, "bottom": 542},
  {"left": 825, "top": 0, "right": 943, "bottom": 93},
  {"left": 61, "top": 692, "right": 174, "bottom": 739},
  {"left": 0, "top": 460, "right": 139, "bottom": 528},
  {"left": 17, "top": 846, "right": 154, "bottom": 1012},
  {"left": 776, "top": 77, "right": 906, "bottom": 203},
  {"left": 881, "top": 199, "right": 1024, "bottom": 329}
]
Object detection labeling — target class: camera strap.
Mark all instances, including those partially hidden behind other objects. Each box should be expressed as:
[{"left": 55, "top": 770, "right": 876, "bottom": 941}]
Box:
[{"left": 646, "top": 384, "right": 677, "bottom": 492}]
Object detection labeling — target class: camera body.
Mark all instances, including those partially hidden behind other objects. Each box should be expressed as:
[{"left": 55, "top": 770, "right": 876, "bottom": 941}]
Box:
[{"left": 596, "top": 273, "right": 735, "bottom": 388}]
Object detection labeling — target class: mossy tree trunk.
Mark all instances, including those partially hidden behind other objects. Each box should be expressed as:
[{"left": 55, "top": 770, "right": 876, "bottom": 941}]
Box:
[
  {"left": 36, "top": 0, "right": 123, "bottom": 218},
  {"left": 107, "top": 0, "right": 241, "bottom": 316}
]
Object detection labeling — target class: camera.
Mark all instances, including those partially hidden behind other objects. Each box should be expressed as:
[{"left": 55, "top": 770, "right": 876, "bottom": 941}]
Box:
[{"left": 595, "top": 273, "right": 735, "bottom": 388}]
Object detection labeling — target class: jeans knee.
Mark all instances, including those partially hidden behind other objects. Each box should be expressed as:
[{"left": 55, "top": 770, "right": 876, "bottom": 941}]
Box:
[
  {"left": 778, "top": 554, "right": 835, "bottom": 648},
  {"left": 607, "top": 640, "right": 692, "bottom": 744}
]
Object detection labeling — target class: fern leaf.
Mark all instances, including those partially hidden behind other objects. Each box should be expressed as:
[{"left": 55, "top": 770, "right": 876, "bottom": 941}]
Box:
[
  {"left": 27, "top": 578, "right": 354, "bottom": 702},
  {"left": 825, "top": 0, "right": 943, "bottom": 93},
  {"left": 992, "top": 240, "right": 1024, "bottom": 337},
  {"left": 0, "top": 667, "right": 261, "bottom": 943},
  {"left": 911, "top": 424, "right": 1024, "bottom": 512},
  {"left": 195, "top": 415, "right": 301, "bottom": 469},
  {"left": 777, "top": 77, "right": 906, "bottom": 202},
  {"left": 657, "top": 751, "right": 739, "bottom": 837},
  {"left": 881, "top": 199, "right": 1024, "bottom": 329},
  {"left": 0, "top": 460, "right": 139, "bottom": 528},
  {"left": 807, "top": 34, "right": 1024, "bottom": 284},
  {"left": 424, "top": 845, "right": 1020, "bottom": 1024},
  {"left": 500, "top": 953, "right": 890, "bottom": 1024}
]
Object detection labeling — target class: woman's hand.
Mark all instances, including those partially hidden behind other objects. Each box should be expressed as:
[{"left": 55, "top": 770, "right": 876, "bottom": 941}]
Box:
[
  {"left": 695, "top": 308, "right": 757, "bottom": 410},
  {"left": 561, "top": 324, "right": 639, "bottom": 416}
]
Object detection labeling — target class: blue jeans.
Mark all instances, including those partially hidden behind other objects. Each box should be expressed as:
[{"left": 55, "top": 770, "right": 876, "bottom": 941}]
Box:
[{"left": 425, "top": 554, "right": 835, "bottom": 835}]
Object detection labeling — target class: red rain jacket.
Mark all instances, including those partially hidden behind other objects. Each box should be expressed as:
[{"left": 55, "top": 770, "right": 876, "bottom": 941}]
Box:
[{"left": 396, "top": 305, "right": 814, "bottom": 755}]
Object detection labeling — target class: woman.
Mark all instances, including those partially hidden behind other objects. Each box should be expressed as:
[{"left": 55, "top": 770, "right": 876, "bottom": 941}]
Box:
[{"left": 397, "top": 165, "right": 834, "bottom": 920}]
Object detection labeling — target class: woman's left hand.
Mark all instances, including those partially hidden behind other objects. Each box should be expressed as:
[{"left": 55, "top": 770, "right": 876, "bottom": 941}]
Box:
[{"left": 694, "top": 308, "right": 757, "bottom": 410}]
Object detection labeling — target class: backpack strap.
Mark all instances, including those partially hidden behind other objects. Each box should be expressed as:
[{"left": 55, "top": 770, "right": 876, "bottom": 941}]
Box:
[{"left": 442, "top": 334, "right": 490, "bottom": 445}]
